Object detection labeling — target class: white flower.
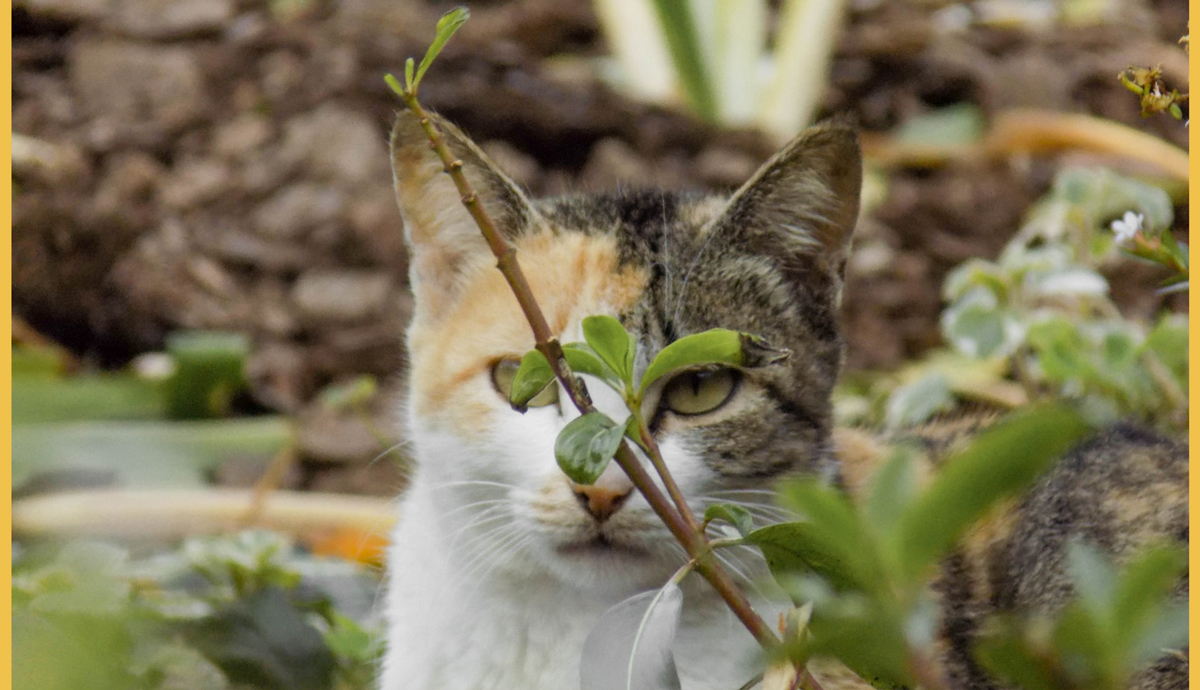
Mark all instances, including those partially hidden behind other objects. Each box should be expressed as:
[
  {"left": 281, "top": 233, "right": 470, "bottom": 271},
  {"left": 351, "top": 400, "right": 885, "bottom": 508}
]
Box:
[{"left": 1111, "top": 211, "right": 1143, "bottom": 245}]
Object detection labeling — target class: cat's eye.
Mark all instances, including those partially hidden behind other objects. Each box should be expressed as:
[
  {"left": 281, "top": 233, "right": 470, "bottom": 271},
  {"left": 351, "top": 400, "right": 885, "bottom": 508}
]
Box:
[
  {"left": 491, "top": 358, "right": 560, "bottom": 408},
  {"left": 661, "top": 368, "right": 739, "bottom": 416}
]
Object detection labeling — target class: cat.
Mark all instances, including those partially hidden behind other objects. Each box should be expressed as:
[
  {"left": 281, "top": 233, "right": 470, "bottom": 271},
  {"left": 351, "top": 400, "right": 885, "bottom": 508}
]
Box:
[{"left": 380, "top": 109, "right": 1187, "bottom": 690}]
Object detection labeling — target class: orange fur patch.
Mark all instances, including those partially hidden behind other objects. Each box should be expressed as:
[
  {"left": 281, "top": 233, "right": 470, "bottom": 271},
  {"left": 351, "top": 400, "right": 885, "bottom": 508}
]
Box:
[{"left": 409, "top": 231, "right": 647, "bottom": 433}]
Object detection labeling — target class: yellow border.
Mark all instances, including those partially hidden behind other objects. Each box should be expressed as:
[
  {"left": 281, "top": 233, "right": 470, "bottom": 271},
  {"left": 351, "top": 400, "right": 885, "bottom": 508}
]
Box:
[
  {"left": 3, "top": 0, "right": 14, "bottom": 686},
  {"left": 1188, "top": 4, "right": 1196, "bottom": 689}
]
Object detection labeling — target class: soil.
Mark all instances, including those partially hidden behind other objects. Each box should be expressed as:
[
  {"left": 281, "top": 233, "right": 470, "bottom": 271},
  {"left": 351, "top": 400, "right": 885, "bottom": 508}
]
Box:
[{"left": 12, "top": 0, "right": 1189, "bottom": 480}]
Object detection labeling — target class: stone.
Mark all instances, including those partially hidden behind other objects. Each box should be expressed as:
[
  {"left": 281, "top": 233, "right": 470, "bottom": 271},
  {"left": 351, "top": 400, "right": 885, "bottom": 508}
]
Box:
[
  {"left": 11, "top": 133, "right": 89, "bottom": 187},
  {"left": 213, "top": 113, "right": 274, "bottom": 160},
  {"left": 106, "top": 0, "right": 233, "bottom": 38},
  {"left": 252, "top": 183, "right": 345, "bottom": 238},
  {"left": 15, "top": 0, "right": 111, "bottom": 22},
  {"left": 160, "top": 159, "right": 232, "bottom": 210},
  {"left": 291, "top": 269, "right": 393, "bottom": 323},
  {"left": 277, "top": 105, "right": 390, "bottom": 186},
  {"left": 70, "top": 39, "right": 206, "bottom": 136},
  {"left": 481, "top": 140, "right": 541, "bottom": 191}
]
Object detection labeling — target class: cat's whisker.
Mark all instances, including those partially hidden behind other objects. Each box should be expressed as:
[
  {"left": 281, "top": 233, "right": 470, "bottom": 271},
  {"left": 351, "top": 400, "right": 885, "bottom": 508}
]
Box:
[
  {"left": 368, "top": 437, "right": 414, "bottom": 468},
  {"left": 448, "top": 508, "right": 521, "bottom": 550},
  {"left": 451, "top": 525, "right": 524, "bottom": 585},
  {"left": 713, "top": 552, "right": 768, "bottom": 603},
  {"left": 456, "top": 528, "right": 533, "bottom": 589},
  {"left": 438, "top": 498, "right": 516, "bottom": 523},
  {"left": 448, "top": 516, "right": 513, "bottom": 553},
  {"left": 468, "top": 533, "right": 540, "bottom": 590},
  {"left": 427, "top": 479, "right": 520, "bottom": 492}
]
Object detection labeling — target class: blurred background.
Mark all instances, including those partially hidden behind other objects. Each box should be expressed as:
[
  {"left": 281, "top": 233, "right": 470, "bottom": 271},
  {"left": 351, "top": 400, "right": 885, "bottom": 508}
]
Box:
[{"left": 11, "top": 0, "right": 1188, "bottom": 688}]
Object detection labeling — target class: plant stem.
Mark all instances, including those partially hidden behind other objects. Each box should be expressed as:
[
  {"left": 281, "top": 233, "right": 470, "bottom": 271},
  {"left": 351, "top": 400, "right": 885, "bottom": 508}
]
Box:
[
  {"left": 397, "top": 89, "right": 778, "bottom": 649},
  {"left": 635, "top": 412, "right": 701, "bottom": 532}
]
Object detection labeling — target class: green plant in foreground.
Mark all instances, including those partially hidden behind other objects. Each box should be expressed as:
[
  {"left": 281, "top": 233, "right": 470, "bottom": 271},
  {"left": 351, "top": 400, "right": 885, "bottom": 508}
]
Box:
[{"left": 13, "top": 532, "right": 382, "bottom": 690}]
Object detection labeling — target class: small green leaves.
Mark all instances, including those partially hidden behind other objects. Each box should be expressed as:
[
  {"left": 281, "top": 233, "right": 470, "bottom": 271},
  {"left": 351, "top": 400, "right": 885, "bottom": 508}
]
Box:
[
  {"left": 562, "top": 343, "right": 625, "bottom": 389},
  {"left": 415, "top": 7, "right": 469, "bottom": 92},
  {"left": 582, "top": 315, "right": 636, "bottom": 385},
  {"left": 383, "top": 73, "right": 404, "bottom": 97},
  {"left": 555, "top": 412, "right": 626, "bottom": 485},
  {"left": 639, "top": 329, "right": 768, "bottom": 395},
  {"left": 509, "top": 350, "right": 556, "bottom": 411},
  {"left": 385, "top": 7, "right": 469, "bottom": 97},
  {"left": 703, "top": 504, "right": 754, "bottom": 537}
]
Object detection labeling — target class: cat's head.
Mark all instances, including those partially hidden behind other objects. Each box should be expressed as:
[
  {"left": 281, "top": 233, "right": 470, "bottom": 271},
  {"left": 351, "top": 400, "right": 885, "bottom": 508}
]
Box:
[{"left": 390, "top": 111, "right": 861, "bottom": 595}]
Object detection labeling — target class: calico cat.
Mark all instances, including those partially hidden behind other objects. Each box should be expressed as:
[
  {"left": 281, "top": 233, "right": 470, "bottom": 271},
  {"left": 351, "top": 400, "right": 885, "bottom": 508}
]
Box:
[{"left": 380, "top": 110, "right": 1187, "bottom": 690}]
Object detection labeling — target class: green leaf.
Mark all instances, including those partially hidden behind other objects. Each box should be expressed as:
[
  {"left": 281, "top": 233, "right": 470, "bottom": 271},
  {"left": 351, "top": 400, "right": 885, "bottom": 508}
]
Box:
[
  {"left": 414, "top": 7, "right": 470, "bottom": 90},
  {"left": 1144, "top": 315, "right": 1188, "bottom": 388},
  {"left": 562, "top": 343, "right": 625, "bottom": 390},
  {"left": 940, "top": 287, "right": 1022, "bottom": 359},
  {"left": 703, "top": 504, "right": 754, "bottom": 537},
  {"left": 13, "top": 375, "right": 166, "bottom": 424},
  {"left": 509, "top": 350, "right": 555, "bottom": 411},
  {"left": 555, "top": 412, "right": 625, "bottom": 485},
  {"left": 1112, "top": 544, "right": 1187, "bottom": 647},
  {"left": 403, "top": 57, "right": 415, "bottom": 92},
  {"left": 884, "top": 373, "right": 954, "bottom": 430},
  {"left": 639, "top": 329, "right": 752, "bottom": 394},
  {"left": 190, "top": 586, "right": 335, "bottom": 690},
  {"left": 746, "top": 522, "right": 864, "bottom": 594},
  {"left": 383, "top": 73, "right": 404, "bottom": 97},
  {"left": 165, "top": 331, "right": 249, "bottom": 420},
  {"left": 581, "top": 315, "right": 635, "bottom": 384},
  {"left": 782, "top": 578, "right": 912, "bottom": 688},
  {"left": 897, "top": 404, "right": 1090, "bottom": 582},
  {"left": 1066, "top": 540, "right": 1118, "bottom": 625},
  {"left": 647, "top": 0, "right": 716, "bottom": 121},
  {"left": 894, "top": 103, "right": 986, "bottom": 148},
  {"left": 1131, "top": 603, "right": 1188, "bottom": 667},
  {"left": 1050, "top": 604, "right": 1111, "bottom": 685},
  {"left": 747, "top": 482, "right": 883, "bottom": 594},
  {"left": 864, "top": 446, "right": 918, "bottom": 544},
  {"left": 975, "top": 617, "right": 1062, "bottom": 690}
]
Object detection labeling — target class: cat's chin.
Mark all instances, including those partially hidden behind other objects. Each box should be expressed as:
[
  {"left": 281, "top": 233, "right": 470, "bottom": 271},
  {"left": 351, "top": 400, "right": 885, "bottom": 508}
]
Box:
[
  {"left": 554, "top": 533, "right": 648, "bottom": 558},
  {"left": 533, "top": 532, "right": 681, "bottom": 595}
]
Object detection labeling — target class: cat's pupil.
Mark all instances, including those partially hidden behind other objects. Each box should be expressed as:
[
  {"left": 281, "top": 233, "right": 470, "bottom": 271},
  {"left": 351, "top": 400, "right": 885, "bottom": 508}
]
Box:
[{"left": 663, "top": 368, "right": 739, "bottom": 416}]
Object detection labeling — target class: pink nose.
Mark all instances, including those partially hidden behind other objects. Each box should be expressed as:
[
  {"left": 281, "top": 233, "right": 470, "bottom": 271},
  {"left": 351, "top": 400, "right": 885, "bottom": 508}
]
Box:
[{"left": 571, "top": 483, "right": 633, "bottom": 522}]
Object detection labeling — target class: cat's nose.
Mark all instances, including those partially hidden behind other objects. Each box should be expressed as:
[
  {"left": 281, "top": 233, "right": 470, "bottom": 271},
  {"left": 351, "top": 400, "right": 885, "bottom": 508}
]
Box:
[{"left": 571, "top": 483, "right": 633, "bottom": 522}]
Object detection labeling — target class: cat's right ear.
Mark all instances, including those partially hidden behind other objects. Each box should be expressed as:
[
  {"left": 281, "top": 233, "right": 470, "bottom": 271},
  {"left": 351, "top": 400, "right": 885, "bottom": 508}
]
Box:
[{"left": 390, "top": 110, "right": 539, "bottom": 317}]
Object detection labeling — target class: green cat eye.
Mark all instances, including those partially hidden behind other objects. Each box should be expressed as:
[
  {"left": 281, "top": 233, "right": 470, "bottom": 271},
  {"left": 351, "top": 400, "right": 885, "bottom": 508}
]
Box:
[
  {"left": 662, "top": 368, "right": 739, "bottom": 416},
  {"left": 491, "top": 358, "right": 560, "bottom": 408}
]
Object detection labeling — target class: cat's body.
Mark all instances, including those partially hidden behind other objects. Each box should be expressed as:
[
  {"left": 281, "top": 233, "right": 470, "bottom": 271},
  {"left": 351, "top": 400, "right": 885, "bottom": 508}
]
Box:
[{"left": 381, "top": 110, "right": 1187, "bottom": 690}]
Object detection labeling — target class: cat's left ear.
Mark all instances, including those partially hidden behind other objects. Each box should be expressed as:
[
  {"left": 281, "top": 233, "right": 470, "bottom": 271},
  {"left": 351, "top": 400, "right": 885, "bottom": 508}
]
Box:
[
  {"left": 391, "top": 110, "right": 540, "bottom": 317},
  {"left": 712, "top": 121, "right": 862, "bottom": 290}
]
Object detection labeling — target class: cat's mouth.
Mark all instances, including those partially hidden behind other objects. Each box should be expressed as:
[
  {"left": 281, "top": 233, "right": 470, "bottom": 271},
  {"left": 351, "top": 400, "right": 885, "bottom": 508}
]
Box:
[{"left": 556, "top": 532, "right": 648, "bottom": 558}]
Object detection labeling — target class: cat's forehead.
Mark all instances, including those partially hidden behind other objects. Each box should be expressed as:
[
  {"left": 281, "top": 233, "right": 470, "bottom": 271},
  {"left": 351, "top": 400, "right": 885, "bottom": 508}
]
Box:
[{"left": 536, "top": 189, "right": 728, "bottom": 261}]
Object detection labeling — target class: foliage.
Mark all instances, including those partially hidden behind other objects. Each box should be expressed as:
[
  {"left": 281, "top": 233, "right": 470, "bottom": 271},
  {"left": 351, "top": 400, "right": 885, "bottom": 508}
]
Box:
[
  {"left": 13, "top": 331, "right": 290, "bottom": 491},
  {"left": 13, "top": 532, "right": 383, "bottom": 690},
  {"left": 976, "top": 543, "right": 1187, "bottom": 690},
  {"left": 842, "top": 167, "right": 1188, "bottom": 432},
  {"left": 591, "top": 0, "right": 847, "bottom": 140},
  {"left": 513, "top": 315, "right": 759, "bottom": 485}
]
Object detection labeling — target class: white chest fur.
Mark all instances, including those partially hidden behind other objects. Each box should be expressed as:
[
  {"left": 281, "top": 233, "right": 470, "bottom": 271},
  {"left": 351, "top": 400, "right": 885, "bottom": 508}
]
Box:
[{"left": 379, "top": 481, "right": 769, "bottom": 690}]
